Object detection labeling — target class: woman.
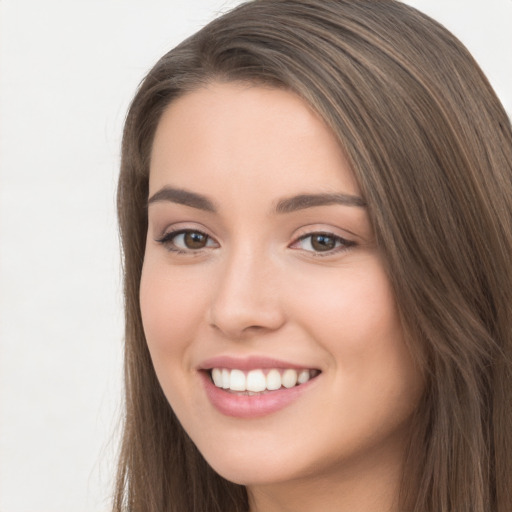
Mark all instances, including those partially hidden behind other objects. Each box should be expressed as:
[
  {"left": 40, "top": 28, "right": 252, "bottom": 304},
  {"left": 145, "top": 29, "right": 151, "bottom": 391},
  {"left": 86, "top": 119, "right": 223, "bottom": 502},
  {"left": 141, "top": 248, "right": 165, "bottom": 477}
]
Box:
[{"left": 114, "top": 1, "right": 512, "bottom": 511}]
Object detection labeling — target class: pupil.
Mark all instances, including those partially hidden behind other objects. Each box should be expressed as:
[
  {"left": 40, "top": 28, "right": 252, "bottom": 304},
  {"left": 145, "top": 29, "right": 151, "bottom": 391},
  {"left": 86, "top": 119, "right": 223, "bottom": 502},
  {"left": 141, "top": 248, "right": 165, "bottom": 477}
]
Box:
[
  {"left": 185, "top": 231, "right": 207, "bottom": 249},
  {"left": 311, "top": 234, "right": 335, "bottom": 251}
]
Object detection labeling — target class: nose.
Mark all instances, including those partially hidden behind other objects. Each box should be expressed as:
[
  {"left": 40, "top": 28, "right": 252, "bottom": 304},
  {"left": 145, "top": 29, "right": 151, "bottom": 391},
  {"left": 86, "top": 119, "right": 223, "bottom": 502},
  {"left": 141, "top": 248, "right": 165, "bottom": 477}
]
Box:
[{"left": 208, "top": 248, "right": 286, "bottom": 339}]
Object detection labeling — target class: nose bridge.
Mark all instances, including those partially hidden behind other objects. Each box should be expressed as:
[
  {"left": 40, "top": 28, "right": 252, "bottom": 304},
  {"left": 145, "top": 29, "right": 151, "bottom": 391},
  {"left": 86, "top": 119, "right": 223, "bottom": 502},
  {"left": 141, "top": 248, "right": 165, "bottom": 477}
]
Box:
[{"left": 209, "top": 241, "right": 284, "bottom": 338}]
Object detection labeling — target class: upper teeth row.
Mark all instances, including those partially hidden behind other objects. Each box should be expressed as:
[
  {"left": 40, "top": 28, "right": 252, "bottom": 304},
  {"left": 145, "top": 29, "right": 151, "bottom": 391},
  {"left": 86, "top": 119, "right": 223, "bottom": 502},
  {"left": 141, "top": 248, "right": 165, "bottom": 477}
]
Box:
[{"left": 211, "top": 368, "right": 314, "bottom": 392}]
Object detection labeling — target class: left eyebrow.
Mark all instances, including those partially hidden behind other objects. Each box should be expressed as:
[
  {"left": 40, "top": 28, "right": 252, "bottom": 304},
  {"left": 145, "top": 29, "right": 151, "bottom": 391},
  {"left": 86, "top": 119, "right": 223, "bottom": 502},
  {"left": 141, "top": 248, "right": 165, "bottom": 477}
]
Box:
[{"left": 274, "top": 193, "right": 367, "bottom": 214}]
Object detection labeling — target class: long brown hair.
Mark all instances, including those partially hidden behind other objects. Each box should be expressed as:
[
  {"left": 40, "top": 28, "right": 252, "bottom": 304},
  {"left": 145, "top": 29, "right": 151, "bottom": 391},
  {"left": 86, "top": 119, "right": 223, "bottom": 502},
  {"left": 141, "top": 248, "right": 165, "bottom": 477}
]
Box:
[{"left": 115, "top": 1, "right": 512, "bottom": 510}]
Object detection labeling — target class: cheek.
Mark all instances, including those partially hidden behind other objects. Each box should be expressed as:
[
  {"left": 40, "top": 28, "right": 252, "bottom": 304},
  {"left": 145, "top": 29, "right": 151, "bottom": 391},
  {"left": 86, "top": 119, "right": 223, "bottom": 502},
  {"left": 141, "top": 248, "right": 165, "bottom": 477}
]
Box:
[
  {"left": 139, "top": 259, "right": 208, "bottom": 358},
  {"left": 291, "top": 259, "right": 401, "bottom": 355},
  {"left": 289, "top": 259, "right": 422, "bottom": 406},
  {"left": 139, "top": 260, "right": 211, "bottom": 415}
]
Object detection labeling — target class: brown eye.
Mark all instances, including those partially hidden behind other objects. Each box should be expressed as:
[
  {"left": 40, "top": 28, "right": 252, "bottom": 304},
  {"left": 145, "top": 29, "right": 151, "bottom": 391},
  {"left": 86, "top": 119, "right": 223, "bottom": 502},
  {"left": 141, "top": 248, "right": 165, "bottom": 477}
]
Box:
[
  {"left": 310, "top": 234, "right": 336, "bottom": 251},
  {"left": 291, "top": 232, "right": 355, "bottom": 255},
  {"left": 183, "top": 231, "right": 208, "bottom": 249},
  {"left": 157, "top": 229, "right": 217, "bottom": 253}
]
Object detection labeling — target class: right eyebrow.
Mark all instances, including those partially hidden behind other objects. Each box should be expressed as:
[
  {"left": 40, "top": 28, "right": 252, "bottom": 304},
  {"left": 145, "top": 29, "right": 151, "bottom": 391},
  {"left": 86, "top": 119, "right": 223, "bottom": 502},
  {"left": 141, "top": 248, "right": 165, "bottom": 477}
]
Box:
[{"left": 147, "top": 186, "right": 216, "bottom": 212}]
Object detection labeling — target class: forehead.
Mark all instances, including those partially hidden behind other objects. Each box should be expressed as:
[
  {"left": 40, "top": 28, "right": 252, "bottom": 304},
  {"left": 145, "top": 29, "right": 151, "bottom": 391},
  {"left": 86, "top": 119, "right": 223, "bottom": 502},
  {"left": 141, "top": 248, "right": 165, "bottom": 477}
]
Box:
[{"left": 149, "top": 82, "right": 360, "bottom": 199}]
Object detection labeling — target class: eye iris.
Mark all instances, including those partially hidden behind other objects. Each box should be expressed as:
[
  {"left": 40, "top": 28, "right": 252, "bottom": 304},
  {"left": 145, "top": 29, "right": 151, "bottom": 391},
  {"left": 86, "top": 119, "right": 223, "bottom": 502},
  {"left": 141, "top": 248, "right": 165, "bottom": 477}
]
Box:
[
  {"left": 184, "top": 231, "right": 208, "bottom": 249},
  {"left": 311, "top": 234, "right": 335, "bottom": 251}
]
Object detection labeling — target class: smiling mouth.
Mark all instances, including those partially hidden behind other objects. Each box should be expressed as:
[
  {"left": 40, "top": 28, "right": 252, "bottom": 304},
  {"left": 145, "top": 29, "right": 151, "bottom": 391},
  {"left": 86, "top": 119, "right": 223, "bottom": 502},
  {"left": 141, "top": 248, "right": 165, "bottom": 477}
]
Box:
[{"left": 208, "top": 368, "right": 321, "bottom": 395}]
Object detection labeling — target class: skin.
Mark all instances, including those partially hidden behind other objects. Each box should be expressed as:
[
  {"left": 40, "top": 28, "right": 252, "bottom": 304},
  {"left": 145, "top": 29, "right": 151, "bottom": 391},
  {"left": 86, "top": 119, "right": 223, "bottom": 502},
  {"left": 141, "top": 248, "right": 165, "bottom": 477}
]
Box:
[{"left": 140, "top": 82, "right": 424, "bottom": 512}]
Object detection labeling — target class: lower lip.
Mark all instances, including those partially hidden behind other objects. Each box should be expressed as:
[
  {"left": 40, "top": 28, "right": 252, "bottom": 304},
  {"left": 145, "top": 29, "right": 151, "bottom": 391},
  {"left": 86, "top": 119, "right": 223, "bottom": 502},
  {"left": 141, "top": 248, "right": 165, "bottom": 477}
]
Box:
[{"left": 200, "top": 371, "right": 318, "bottom": 419}]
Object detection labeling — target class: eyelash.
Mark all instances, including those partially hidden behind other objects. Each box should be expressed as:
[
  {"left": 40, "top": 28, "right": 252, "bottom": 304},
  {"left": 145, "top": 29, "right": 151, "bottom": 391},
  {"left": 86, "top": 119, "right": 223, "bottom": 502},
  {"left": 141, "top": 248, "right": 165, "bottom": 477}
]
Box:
[
  {"left": 156, "top": 229, "right": 217, "bottom": 254},
  {"left": 155, "top": 229, "right": 356, "bottom": 256},
  {"left": 291, "top": 232, "right": 356, "bottom": 257}
]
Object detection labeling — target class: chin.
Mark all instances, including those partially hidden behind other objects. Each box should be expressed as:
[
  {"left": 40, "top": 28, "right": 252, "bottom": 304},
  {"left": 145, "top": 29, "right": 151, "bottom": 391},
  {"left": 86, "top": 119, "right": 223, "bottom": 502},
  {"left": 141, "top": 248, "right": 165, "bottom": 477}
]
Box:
[
  {"left": 207, "top": 459, "right": 292, "bottom": 487},
  {"left": 194, "top": 436, "right": 300, "bottom": 486}
]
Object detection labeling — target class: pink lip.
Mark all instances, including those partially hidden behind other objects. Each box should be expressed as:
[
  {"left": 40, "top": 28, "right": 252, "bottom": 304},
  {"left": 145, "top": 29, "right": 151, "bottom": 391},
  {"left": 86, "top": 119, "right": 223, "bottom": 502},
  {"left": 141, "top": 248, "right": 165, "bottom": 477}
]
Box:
[
  {"left": 198, "top": 356, "right": 320, "bottom": 419},
  {"left": 198, "top": 355, "right": 314, "bottom": 372}
]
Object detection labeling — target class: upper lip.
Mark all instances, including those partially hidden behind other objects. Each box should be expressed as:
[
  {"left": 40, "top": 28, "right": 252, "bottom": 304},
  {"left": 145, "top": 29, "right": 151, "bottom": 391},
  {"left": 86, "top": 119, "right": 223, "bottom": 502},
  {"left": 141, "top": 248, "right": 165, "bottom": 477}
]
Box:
[{"left": 198, "top": 355, "right": 319, "bottom": 372}]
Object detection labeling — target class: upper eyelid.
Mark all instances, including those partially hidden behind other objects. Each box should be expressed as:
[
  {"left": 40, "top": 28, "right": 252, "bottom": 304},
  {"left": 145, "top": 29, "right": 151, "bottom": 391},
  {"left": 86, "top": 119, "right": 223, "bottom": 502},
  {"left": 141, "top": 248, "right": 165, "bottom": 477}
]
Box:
[
  {"left": 296, "top": 230, "right": 349, "bottom": 240},
  {"left": 288, "top": 229, "right": 357, "bottom": 253},
  {"left": 157, "top": 228, "right": 217, "bottom": 243},
  {"left": 154, "top": 224, "right": 358, "bottom": 247},
  {"left": 291, "top": 225, "right": 357, "bottom": 242},
  {"left": 291, "top": 232, "right": 355, "bottom": 246},
  {"left": 155, "top": 222, "right": 216, "bottom": 240},
  {"left": 155, "top": 228, "right": 219, "bottom": 254}
]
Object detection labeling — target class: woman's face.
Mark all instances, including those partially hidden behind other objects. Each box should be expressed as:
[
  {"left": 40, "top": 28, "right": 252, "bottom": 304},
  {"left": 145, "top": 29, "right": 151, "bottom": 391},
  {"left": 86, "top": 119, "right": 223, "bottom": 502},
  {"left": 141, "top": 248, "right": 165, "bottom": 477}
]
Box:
[{"left": 141, "top": 82, "right": 423, "bottom": 490}]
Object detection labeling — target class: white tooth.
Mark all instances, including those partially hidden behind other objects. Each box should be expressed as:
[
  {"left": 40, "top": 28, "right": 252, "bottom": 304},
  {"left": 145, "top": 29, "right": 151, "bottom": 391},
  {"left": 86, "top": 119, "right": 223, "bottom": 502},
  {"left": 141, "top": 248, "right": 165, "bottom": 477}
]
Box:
[
  {"left": 230, "top": 369, "right": 246, "bottom": 391},
  {"left": 222, "top": 368, "right": 230, "bottom": 389},
  {"left": 282, "top": 369, "right": 298, "bottom": 388},
  {"left": 297, "top": 369, "right": 310, "bottom": 384},
  {"left": 212, "top": 368, "right": 223, "bottom": 387},
  {"left": 246, "top": 369, "right": 267, "bottom": 392},
  {"left": 266, "top": 369, "right": 282, "bottom": 390}
]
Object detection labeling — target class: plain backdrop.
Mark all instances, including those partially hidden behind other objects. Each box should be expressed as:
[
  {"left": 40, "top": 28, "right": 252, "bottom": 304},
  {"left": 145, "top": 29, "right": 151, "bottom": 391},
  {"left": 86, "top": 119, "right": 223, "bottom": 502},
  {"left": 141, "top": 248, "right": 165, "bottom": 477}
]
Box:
[{"left": 0, "top": 1, "right": 510, "bottom": 511}]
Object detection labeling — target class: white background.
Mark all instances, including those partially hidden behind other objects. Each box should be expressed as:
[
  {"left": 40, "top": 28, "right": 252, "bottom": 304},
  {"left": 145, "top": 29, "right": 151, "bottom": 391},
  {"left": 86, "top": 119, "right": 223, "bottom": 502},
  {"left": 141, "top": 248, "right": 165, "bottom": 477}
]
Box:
[{"left": 0, "top": 1, "right": 510, "bottom": 511}]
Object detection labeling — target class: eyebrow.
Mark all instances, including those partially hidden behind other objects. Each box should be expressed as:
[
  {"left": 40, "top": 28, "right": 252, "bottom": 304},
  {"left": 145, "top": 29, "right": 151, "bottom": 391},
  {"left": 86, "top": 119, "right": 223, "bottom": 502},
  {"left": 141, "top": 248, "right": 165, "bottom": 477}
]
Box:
[
  {"left": 147, "top": 187, "right": 216, "bottom": 212},
  {"left": 147, "top": 186, "right": 366, "bottom": 213},
  {"left": 275, "top": 193, "right": 366, "bottom": 213}
]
